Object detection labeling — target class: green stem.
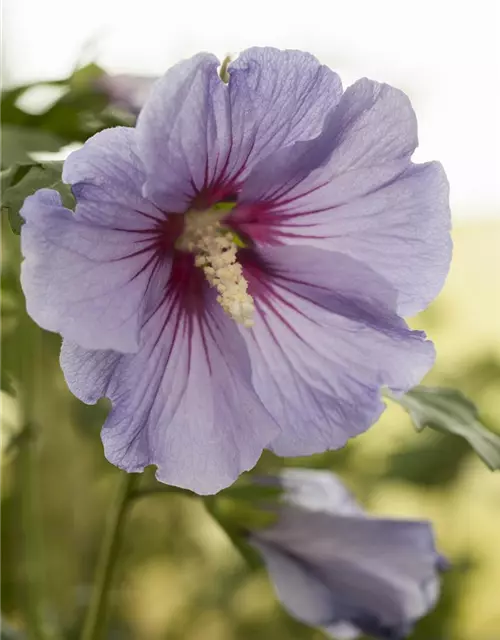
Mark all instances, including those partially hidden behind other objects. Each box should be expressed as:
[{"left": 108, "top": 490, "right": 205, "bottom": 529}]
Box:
[
  {"left": 80, "top": 472, "right": 139, "bottom": 640},
  {"left": 18, "top": 422, "right": 47, "bottom": 640},
  {"left": 18, "top": 317, "right": 58, "bottom": 639}
]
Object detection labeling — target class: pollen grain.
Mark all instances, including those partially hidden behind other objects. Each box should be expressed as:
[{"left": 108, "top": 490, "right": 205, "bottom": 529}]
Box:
[{"left": 177, "top": 210, "right": 254, "bottom": 328}]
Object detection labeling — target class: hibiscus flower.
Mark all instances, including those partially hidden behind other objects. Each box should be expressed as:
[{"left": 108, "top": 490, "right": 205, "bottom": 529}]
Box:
[{"left": 20, "top": 48, "right": 451, "bottom": 493}]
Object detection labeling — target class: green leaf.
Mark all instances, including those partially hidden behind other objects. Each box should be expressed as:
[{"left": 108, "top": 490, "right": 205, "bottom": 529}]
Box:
[
  {"left": 1, "top": 163, "right": 33, "bottom": 193},
  {"left": 203, "top": 497, "right": 265, "bottom": 571},
  {"left": 1, "top": 63, "right": 134, "bottom": 153},
  {"left": 1, "top": 161, "right": 74, "bottom": 234},
  {"left": 219, "top": 483, "right": 282, "bottom": 502},
  {"left": 385, "top": 431, "right": 470, "bottom": 487},
  {"left": 69, "top": 62, "right": 105, "bottom": 89},
  {"left": 203, "top": 482, "right": 281, "bottom": 571},
  {"left": 390, "top": 386, "right": 500, "bottom": 470},
  {"left": 1, "top": 125, "right": 65, "bottom": 167},
  {"left": 209, "top": 496, "right": 278, "bottom": 531},
  {"left": 1, "top": 65, "right": 111, "bottom": 149}
]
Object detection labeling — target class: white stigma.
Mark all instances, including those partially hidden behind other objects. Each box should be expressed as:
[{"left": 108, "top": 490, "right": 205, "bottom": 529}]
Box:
[{"left": 177, "top": 210, "right": 255, "bottom": 328}]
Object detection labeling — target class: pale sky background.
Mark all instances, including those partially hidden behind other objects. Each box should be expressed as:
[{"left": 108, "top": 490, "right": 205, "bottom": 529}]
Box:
[{"left": 3, "top": 0, "right": 500, "bottom": 219}]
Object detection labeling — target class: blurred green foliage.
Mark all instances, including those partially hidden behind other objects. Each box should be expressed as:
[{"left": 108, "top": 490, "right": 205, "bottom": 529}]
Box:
[{"left": 1, "top": 64, "right": 131, "bottom": 169}]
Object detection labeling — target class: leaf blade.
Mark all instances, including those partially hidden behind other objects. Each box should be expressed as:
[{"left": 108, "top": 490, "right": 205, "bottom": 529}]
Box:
[
  {"left": 389, "top": 386, "right": 500, "bottom": 470},
  {"left": 1, "top": 161, "right": 74, "bottom": 234}
]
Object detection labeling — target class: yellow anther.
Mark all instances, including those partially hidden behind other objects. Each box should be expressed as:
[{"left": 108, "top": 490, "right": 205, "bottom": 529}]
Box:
[{"left": 177, "top": 209, "right": 254, "bottom": 328}]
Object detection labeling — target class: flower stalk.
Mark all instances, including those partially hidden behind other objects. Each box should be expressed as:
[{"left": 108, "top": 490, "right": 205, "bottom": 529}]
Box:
[
  {"left": 80, "top": 472, "right": 139, "bottom": 640},
  {"left": 18, "top": 314, "right": 60, "bottom": 639},
  {"left": 18, "top": 422, "right": 48, "bottom": 640}
]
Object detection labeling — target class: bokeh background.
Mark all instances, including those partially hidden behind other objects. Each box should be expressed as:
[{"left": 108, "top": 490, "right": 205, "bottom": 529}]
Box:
[{"left": 2, "top": 1, "right": 500, "bottom": 638}]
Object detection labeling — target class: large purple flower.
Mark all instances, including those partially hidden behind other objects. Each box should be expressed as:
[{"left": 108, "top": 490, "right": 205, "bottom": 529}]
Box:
[
  {"left": 20, "top": 48, "right": 451, "bottom": 494},
  {"left": 250, "top": 469, "right": 446, "bottom": 639}
]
